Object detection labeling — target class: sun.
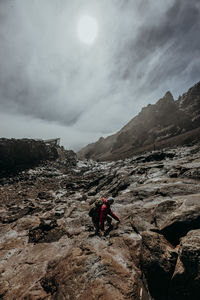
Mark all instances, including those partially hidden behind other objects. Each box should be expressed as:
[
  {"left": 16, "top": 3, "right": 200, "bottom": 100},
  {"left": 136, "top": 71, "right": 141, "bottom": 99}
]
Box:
[{"left": 77, "top": 15, "right": 98, "bottom": 45}]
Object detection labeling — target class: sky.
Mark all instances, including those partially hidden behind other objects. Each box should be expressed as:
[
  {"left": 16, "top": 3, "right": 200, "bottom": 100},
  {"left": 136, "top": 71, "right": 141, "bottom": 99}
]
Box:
[{"left": 0, "top": 0, "right": 200, "bottom": 151}]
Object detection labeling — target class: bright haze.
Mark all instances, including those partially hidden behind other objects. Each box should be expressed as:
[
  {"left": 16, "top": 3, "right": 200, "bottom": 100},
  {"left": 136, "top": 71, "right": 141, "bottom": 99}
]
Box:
[{"left": 0, "top": 0, "right": 200, "bottom": 151}]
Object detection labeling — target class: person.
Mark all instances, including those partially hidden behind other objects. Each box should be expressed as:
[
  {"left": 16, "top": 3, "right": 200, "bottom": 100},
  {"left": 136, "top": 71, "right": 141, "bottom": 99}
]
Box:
[{"left": 91, "top": 197, "right": 120, "bottom": 236}]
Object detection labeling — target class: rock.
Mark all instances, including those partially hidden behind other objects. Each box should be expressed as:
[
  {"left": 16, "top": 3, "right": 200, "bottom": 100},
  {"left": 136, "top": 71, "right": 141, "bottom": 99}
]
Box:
[
  {"left": 40, "top": 241, "right": 144, "bottom": 300},
  {"left": 0, "top": 138, "right": 58, "bottom": 174},
  {"left": 137, "top": 151, "right": 175, "bottom": 163},
  {"left": 153, "top": 194, "right": 200, "bottom": 246},
  {"left": 63, "top": 149, "right": 77, "bottom": 167},
  {"left": 37, "top": 191, "right": 53, "bottom": 200},
  {"left": 169, "top": 230, "right": 200, "bottom": 300},
  {"left": 140, "top": 231, "right": 178, "bottom": 300},
  {"left": 0, "top": 205, "right": 41, "bottom": 224},
  {"left": 108, "top": 176, "right": 130, "bottom": 197},
  {"left": 0, "top": 138, "right": 77, "bottom": 176},
  {"left": 16, "top": 216, "right": 40, "bottom": 230},
  {"left": 54, "top": 208, "right": 65, "bottom": 218},
  {"left": 28, "top": 219, "right": 66, "bottom": 243},
  {"left": 0, "top": 280, "right": 9, "bottom": 298}
]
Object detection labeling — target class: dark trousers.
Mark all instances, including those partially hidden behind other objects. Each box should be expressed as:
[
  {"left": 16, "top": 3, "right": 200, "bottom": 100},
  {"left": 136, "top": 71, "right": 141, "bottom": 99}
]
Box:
[{"left": 92, "top": 215, "right": 112, "bottom": 233}]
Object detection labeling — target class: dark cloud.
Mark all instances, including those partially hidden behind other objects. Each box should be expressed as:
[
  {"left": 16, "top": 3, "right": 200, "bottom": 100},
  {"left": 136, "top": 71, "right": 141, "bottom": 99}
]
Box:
[
  {"left": 117, "top": 0, "right": 200, "bottom": 83},
  {"left": 0, "top": 0, "right": 200, "bottom": 150},
  {"left": 146, "top": 0, "right": 200, "bottom": 93}
]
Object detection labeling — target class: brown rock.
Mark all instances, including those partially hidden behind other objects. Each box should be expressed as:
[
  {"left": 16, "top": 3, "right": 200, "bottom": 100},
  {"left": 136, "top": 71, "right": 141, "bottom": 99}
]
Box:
[
  {"left": 153, "top": 194, "right": 200, "bottom": 246},
  {"left": 169, "top": 229, "right": 200, "bottom": 300},
  {"left": 140, "top": 231, "right": 178, "bottom": 300}
]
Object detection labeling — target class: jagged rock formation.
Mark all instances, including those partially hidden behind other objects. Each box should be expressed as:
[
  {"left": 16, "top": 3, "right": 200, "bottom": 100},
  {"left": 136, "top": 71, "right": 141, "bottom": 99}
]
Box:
[
  {"left": 78, "top": 81, "right": 200, "bottom": 161},
  {"left": 1, "top": 142, "right": 200, "bottom": 299},
  {"left": 0, "top": 138, "right": 77, "bottom": 176}
]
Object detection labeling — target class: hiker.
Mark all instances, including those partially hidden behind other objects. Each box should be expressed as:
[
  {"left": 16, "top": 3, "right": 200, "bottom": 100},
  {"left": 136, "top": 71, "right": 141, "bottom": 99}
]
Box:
[{"left": 89, "top": 197, "right": 120, "bottom": 235}]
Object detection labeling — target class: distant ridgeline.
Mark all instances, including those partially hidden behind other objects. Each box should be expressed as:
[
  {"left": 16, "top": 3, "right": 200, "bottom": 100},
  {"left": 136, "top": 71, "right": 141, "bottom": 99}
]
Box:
[
  {"left": 78, "top": 81, "right": 200, "bottom": 161},
  {"left": 0, "top": 138, "right": 76, "bottom": 174}
]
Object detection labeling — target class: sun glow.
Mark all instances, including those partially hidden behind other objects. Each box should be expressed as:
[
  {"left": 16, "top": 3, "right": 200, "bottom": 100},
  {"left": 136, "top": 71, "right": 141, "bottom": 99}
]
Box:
[{"left": 77, "top": 15, "right": 98, "bottom": 45}]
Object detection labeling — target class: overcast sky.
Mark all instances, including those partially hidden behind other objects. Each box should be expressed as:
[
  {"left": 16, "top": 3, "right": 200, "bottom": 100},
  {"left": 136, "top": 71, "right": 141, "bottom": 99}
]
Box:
[{"left": 0, "top": 0, "right": 200, "bottom": 150}]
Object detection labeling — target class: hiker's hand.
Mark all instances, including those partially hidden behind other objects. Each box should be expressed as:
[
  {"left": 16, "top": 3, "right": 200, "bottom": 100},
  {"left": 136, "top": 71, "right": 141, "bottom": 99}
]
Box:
[{"left": 100, "top": 230, "right": 104, "bottom": 235}]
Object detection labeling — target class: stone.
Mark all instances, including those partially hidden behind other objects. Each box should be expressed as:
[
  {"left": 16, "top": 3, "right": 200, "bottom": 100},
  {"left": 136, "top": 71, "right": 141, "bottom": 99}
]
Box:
[
  {"left": 0, "top": 138, "right": 77, "bottom": 176},
  {"left": 169, "top": 230, "right": 200, "bottom": 300},
  {"left": 0, "top": 138, "right": 58, "bottom": 174},
  {"left": 28, "top": 219, "right": 66, "bottom": 243},
  {"left": 140, "top": 231, "right": 178, "bottom": 300},
  {"left": 153, "top": 194, "right": 200, "bottom": 246}
]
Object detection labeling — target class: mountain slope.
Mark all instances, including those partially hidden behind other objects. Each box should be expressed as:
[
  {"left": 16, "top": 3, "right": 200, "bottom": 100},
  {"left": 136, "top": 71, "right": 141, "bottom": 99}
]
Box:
[{"left": 78, "top": 81, "right": 200, "bottom": 160}]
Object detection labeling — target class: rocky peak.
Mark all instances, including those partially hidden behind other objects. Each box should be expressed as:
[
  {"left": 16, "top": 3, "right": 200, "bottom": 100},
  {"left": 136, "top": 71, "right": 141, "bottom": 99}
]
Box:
[
  {"left": 156, "top": 90, "right": 175, "bottom": 108},
  {"left": 164, "top": 90, "right": 174, "bottom": 101},
  {"left": 185, "top": 80, "right": 200, "bottom": 97},
  {"left": 178, "top": 81, "right": 200, "bottom": 112}
]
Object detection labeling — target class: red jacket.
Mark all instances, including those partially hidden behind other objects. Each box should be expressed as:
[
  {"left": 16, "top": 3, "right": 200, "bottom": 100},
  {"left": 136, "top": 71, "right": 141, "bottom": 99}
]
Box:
[{"left": 99, "top": 198, "right": 120, "bottom": 230}]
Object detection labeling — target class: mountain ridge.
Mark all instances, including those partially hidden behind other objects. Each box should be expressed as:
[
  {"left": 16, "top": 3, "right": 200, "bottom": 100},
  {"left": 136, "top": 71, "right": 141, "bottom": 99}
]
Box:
[{"left": 78, "top": 81, "right": 200, "bottom": 160}]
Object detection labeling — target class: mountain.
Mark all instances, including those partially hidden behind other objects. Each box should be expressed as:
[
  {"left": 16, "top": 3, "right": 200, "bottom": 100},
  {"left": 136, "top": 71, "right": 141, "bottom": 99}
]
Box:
[{"left": 78, "top": 81, "right": 200, "bottom": 160}]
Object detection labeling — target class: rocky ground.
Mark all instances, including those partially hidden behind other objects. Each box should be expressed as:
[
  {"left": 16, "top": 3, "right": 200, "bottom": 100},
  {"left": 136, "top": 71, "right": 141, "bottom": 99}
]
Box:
[{"left": 1, "top": 142, "right": 200, "bottom": 299}]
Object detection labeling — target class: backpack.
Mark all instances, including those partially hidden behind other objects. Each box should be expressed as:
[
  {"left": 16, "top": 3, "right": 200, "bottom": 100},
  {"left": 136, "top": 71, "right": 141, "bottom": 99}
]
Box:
[{"left": 88, "top": 199, "right": 104, "bottom": 217}]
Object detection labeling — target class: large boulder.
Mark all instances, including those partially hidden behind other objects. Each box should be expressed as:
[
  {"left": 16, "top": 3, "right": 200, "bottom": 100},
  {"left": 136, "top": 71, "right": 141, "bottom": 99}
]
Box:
[
  {"left": 153, "top": 194, "right": 200, "bottom": 246},
  {"left": 169, "top": 229, "right": 200, "bottom": 300},
  {"left": 140, "top": 231, "right": 178, "bottom": 300}
]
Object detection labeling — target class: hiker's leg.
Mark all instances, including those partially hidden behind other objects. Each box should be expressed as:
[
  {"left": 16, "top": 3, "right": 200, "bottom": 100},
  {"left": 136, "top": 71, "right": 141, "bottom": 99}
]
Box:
[
  {"left": 92, "top": 217, "right": 99, "bottom": 234},
  {"left": 106, "top": 216, "right": 112, "bottom": 227},
  {"left": 103, "top": 216, "right": 113, "bottom": 236}
]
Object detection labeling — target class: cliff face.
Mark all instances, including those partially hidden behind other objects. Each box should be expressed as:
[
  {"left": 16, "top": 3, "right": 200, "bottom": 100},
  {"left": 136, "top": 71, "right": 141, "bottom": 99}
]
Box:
[
  {"left": 0, "top": 138, "right": 77, "bottom": 175},
  {"left": 78, "top": 81, "right": 200, "bottom": 161},
  {"left": 1, "top": 142, "right": 200, "bottom": 299},
  {"left": 177, "top": 81, "right": 200, "bottom": 126}
]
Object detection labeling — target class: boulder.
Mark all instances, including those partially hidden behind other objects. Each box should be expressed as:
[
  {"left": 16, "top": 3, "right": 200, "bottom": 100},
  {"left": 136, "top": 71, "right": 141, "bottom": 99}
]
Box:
[
  {"left": 153, "top": 194, "right": 200, "bottom": 246},
  {"left": 140, "top": 231, "right": 178, "bottom": 300},
  {"left": 169, "top": 229, "right": 200, "bottom": 300}
]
